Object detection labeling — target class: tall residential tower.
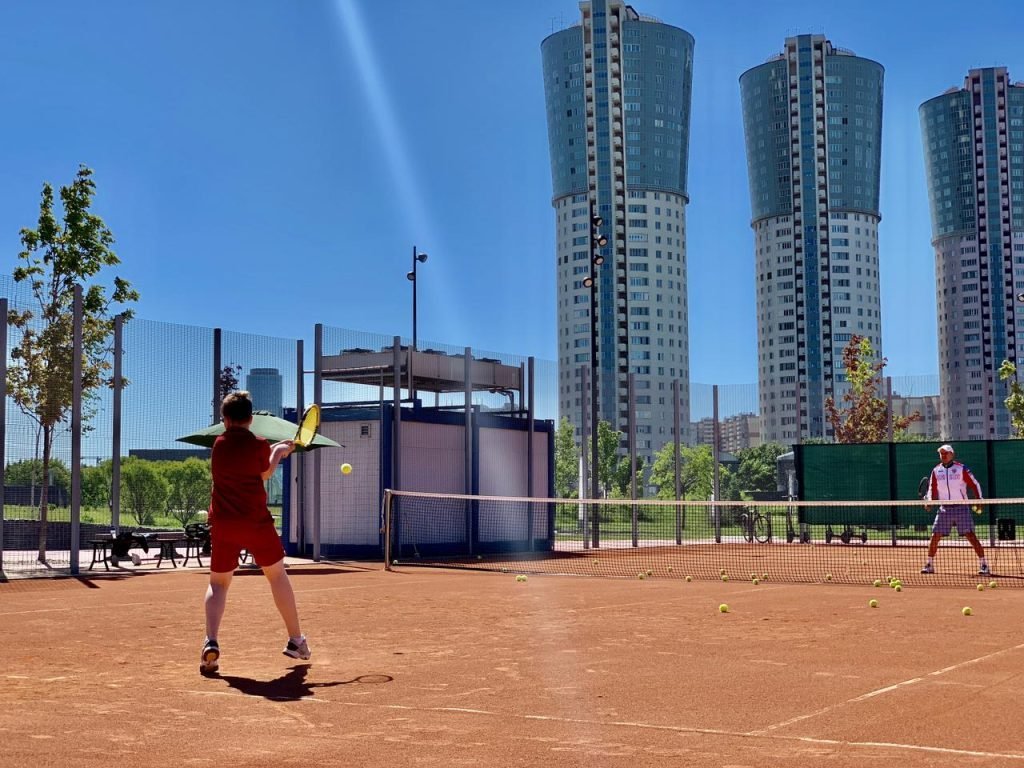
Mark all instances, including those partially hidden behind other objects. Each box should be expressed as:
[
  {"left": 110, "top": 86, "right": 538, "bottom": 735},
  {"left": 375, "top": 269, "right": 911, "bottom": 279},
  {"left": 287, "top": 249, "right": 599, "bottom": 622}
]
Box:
[
  {"left": 920, "top": 68, "right": 1024, "bottom": 440},
  {"left": 542, "top": 0, "right": 694, "bottom": 460},
  {"left": 740, "top": 35, "right": 884, "bottom": 444}
]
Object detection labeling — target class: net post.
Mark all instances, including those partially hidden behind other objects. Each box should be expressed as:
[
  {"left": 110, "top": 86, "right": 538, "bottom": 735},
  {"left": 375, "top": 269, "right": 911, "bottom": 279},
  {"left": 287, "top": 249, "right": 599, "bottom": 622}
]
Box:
[{"left": 382, "top": 489, "right": 393, "bottom": 569}]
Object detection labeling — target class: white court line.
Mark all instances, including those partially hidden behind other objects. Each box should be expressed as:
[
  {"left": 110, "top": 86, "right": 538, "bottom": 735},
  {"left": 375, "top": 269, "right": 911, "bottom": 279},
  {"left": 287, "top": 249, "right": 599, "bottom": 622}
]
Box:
[
  {"left": 750, "top": 640, "right": 1024, "bottom": 735},
  {"left": 178, "top": 691, "right": 1024, "bottom": 761}
]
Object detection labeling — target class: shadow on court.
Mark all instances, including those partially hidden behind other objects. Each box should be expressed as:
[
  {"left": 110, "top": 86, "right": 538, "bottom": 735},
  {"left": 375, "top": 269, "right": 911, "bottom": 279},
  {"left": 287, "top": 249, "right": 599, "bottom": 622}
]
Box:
[
  {"left": 209, "top": 664, "right": 393, "bottom": 700},
  {"left": 232, "top": 566, "right": 357, "bottom": 577}
]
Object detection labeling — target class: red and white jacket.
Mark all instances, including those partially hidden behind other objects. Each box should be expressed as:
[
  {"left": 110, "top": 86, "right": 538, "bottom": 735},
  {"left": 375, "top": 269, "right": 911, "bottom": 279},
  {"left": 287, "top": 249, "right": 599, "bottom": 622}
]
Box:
[{"left": 926, "top": 461, "right": 983, "bottom": 503}]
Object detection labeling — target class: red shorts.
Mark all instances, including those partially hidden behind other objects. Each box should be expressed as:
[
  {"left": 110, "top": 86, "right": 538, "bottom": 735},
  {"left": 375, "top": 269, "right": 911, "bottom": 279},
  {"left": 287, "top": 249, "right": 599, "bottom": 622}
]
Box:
[{"left": 209, "top": 519, "right": 285, "bottom": 573}]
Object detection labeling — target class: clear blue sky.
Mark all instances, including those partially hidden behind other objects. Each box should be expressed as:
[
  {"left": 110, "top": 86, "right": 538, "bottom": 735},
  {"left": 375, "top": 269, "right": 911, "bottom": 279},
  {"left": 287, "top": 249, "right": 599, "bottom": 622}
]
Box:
[{"left": 1, "top": 0, "right": 1021, "bottom": 385}]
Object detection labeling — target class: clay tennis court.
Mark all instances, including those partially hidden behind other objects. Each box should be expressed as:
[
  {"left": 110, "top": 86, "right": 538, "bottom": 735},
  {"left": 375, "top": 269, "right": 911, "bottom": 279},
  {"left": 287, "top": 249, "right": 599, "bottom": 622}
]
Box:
[{"left": 3, "top": 562, "right": 1024, "bottom": 767}]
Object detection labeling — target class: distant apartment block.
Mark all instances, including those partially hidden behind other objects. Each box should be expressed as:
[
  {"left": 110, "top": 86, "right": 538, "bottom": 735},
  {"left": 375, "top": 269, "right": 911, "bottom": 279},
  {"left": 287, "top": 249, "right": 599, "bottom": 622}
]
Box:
[
  {"left": 740, "top": 35, "right": 884, "bottom": 444},
  {"left": 920, "top": 67, "right": 1024, "bottom": 439},
  {"left": 543, "top": 0, "right": 694, "bottom": 463},
  {"left": 693, "top": 412, "right": 762, "bottom": 453},
  {"left": 891, "top": 394, "right": 942, "bottom": 439},
  {"left": 246, "top": 367, "right": 283, "bottom": 417}
]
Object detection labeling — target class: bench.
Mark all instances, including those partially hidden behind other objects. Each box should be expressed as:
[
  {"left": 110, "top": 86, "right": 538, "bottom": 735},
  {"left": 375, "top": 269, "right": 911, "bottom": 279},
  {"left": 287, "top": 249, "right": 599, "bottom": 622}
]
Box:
[{"left": 88, "top": 530, "right": 194, "bottom": 571}]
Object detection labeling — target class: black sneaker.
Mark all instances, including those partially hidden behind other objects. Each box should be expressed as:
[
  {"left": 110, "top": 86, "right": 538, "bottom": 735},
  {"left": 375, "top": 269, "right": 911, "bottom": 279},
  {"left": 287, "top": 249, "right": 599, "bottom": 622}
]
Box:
[{"left": 200, "top": 639, "right": 220, "bottom": 675}]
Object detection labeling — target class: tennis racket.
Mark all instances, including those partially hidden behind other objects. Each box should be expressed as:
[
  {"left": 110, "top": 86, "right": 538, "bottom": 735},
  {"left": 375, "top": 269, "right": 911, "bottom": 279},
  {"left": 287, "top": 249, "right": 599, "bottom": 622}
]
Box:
[
  {"left": 917, "top": 475, "right": 930, "bottom": 500},
  {"left": 294, "top": 404, "right": 321, "bottom": 448}
]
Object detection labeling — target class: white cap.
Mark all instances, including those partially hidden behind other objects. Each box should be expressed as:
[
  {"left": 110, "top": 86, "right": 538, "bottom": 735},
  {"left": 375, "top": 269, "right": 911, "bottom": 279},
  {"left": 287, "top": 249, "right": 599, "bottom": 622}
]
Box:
[{"left": 938, "top": 444, "right": 954, "bottom": 454}]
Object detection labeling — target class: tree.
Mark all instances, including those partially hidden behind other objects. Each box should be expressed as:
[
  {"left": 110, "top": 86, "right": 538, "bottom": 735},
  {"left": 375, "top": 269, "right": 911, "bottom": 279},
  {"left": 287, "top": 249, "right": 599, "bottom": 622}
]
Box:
[
  {"left": 609, "top": 454, "right": 646, "bottom": 499},
  {"left": 596, "top": 420, "right": 621, "bottom": 496},
  {"left": 649, "top": 443, "right": 730, "bottom": 501},
  {"left": 733, "top": 443, "right": 788, "bottom": 494},
  {"left": 553, "top": 418, "right": 579, "bottom": 498},
  {"left": 999, "top": 360, "right": 1024, "bottom": 437},
  {"left": 81, "top": 461, "right": 112, "bottom": 510},
  {"left": 824, "top": 335, "right": 921, "bottom": 443},
  {"left": 7, "top": 166, "right": 139, "bottom": 561},
  {"left": 5, "top": 458, "right": 71, "bottom": 495},
  {"left": 163, "top": 458, "right": 212, "bottom": 526},
  {"left": 219, "top": 363, "right": 243, "bottom": 402},
  {"left": 121, "top": 459, "right": 170, "bottom": 526}
]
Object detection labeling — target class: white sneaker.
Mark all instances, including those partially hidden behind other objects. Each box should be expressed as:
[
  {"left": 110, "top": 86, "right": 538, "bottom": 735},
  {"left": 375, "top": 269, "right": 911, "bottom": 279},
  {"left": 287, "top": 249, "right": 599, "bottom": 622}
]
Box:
[
  {"left": 200, "top": 639, "right": 220, "bottom": 676},
  {"left": 920, "top": 563, "right": 935, "bottom": 574},
  {"left": 283, "top": 636, "right": 311, "bottom": 660},
  {"left": 979, "top": 562, "right": 991, "bottom": 576}
]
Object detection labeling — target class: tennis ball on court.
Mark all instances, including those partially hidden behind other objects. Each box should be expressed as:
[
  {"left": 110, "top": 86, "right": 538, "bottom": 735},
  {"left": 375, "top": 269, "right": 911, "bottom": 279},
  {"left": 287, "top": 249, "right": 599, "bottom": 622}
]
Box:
[
  {"left": 719, "top": 603, "right": 729, "bottom": 613},
  {"left": 977, "top": 584, "right": 985, "bottom": 591},
  {"left": 894, "top": 585, "right": 902, "bottom": 593},
  {"left": 873, "top": 579, "right": 882, "bottom": 587},
  {"left": 825, "top": 573, "right": 832, "bottom": 581},
  {"left": 340, "top": 463, "right": 353, "bottom": 475},
  {"left": 869, "top": 599, "right": 878, "bottom": 608},
  {"left": 391, "top": 559, "right": 398, "bottom": 565},
  {"left": 667, "top": 566, "right": 673, "bottom": 573},
  {"left": 752, "top": 578, "right": 760, "bottom": 585},
  {"left": 762, "top": 573, "right": 768, "bottom": 580},
  {"left": 962, "top": 606, "right": 973, "bottom": 616},
  {"left": 720, "top": 568, "right": 727, "bottom": 576},
  {"left": 989, "top": 581, "right": 997, "bottom": 589},
  {"left": 750, "top": 573, "right": 757, "bottom": 580},
  {"left": 638, "top": 572, "right": 646, "bottom": 580},
  {"left": 685, "top": 575, "right": 692, "bottom": 583},
  {"left": 515, "top": 574, "right": 527, "bottom": 583},
  {"left": 721, "top": 574, "right": 729, "bottom": 582},
  {"left": 500, "top": 567, "right": 508, "bottom": 573}
]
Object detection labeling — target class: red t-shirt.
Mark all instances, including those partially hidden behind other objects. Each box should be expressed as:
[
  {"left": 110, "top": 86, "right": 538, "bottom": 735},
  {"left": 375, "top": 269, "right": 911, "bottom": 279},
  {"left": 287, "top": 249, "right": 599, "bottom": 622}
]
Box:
[{"left": 209, "top": 427, "right": 273, "bottom": 524}]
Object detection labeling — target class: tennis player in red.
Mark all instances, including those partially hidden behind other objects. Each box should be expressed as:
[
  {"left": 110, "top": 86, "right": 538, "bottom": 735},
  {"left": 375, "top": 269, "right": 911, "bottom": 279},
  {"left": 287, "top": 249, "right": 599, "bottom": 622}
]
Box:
[{"left": 200, "top": 390, "right": 310, "bottom": 675}]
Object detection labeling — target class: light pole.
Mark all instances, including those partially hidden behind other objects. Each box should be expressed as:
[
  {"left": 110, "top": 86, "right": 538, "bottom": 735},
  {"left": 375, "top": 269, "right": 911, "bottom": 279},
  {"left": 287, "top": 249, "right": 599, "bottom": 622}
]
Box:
[
  {"left": 406, "top": 246, "right": 428, "bottom": 398},
  {"left": 582, "top": 200, "right": 606, "bottom": 539}
]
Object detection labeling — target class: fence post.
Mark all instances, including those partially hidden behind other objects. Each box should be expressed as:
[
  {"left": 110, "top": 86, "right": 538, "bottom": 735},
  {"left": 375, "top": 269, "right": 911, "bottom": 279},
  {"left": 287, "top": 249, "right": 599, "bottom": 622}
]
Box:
[
  {"left": 70, "top": 285, "right": 83, "bottom": 575},
  {"left": 212, "top": 328, "right": 222, "bottom": 424},
  {"left": 312, "top": 324, "right": 322, "bottom": 562},
  {"left": 295, "top": 338, "right": 305, "bottom": 553},
  {"left": 629, "top": 372, "right": 637, "bottom": 548},
  {"left": 712, "top": 384, "right": 721, "bottom": 544},
  {"left": 0, "top": 298, "right": 6, "bottom": 571},
  {"left": 673, "top": 378, "right": 682, "bottom": 544},
  {"left": 111, "top": 314, "right": 123, "bottom": 533},
  {"left": 526, "top": 357, "right": 535, "bottom": 550},
  {"left": 464, "top": 347, "right": 474, "bottom": 555},
  {"left": 579, "top": 364, "right": 589, "bottom": 548}
]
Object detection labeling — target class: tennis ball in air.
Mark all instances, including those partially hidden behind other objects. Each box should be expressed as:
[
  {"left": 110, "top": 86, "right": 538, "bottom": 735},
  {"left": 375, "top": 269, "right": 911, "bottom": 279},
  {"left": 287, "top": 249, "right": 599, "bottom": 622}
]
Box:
[
  {"left": 873, "top": 579, "right": 882, "bottom": 587},
  {"left": 869, "top": 599, "right": 878, "bottom": 608},
  {"left": 989, "top": 581, "right": 998, "bottom": 589},
  {"left": 340, "top": 463, "right": 353, "bottom": 475},
  {"left": 685, "top": 575, "right": 692, "bottom": 583},
  {"left": 719, "top": 604, "right": 729, "bottom": 613},
  {"left": 977, "top": 584, "right": 985, "bottom": 591},
  {"left": 752, "top": 578, "right": 760, "bottom": 585},
  {"left": 962, "top": 606, "right": 973, "bottom": 616}
]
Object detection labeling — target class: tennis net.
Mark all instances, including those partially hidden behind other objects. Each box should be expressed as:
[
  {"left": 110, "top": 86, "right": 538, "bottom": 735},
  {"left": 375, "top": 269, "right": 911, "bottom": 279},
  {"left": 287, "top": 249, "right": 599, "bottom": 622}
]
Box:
[{"left": 383, "top": 491, "right": 1024, "bottom": 588}]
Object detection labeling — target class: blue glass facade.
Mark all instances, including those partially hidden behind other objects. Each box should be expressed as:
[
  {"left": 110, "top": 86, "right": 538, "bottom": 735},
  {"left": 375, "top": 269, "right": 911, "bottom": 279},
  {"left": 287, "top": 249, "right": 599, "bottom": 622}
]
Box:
[
  {"left": 740, "top": 36, "right": 884, "bottom": 442},
  {"left": 543, "top": 1, "right": 693, "bottom": 451},
  {"left": 920, "top": 68, "right": 1024, "bottom": 439}
]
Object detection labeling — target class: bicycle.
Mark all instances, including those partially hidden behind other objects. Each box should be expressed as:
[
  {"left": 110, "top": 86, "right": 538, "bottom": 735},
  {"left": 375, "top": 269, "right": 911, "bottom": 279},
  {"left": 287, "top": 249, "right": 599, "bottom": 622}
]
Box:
[{"left": 740, "top": 508, "right": 772, "bottom": 544}]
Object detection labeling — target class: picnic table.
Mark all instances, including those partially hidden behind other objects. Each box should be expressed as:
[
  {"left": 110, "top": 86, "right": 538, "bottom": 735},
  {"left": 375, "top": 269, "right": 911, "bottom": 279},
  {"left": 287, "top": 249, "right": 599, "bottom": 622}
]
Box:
[{"left": 88, "top": 524, "right": 210, "bottom": 571}]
